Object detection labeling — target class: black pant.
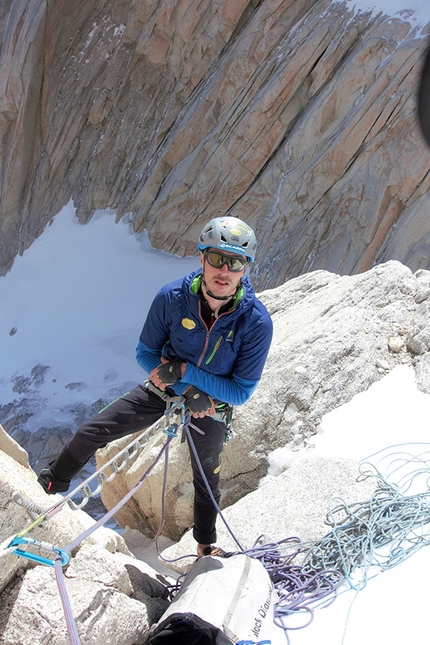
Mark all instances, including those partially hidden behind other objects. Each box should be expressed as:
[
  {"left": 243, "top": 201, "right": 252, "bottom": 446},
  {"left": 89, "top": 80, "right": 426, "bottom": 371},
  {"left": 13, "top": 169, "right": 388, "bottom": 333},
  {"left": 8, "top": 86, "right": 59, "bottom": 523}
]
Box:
[{"left": 66, "top": 384, "right": 226, "bottom": 544}]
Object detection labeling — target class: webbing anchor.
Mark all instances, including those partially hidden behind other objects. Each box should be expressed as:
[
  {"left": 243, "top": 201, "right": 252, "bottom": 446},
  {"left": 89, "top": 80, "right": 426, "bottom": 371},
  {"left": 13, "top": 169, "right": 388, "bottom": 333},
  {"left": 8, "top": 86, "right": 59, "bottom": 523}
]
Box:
[
  {"left": 12, "top": 492, "right": 44, "bottom": 521},
  {"left": 8, "top": 536, "right": 70, "bottom": 567}
]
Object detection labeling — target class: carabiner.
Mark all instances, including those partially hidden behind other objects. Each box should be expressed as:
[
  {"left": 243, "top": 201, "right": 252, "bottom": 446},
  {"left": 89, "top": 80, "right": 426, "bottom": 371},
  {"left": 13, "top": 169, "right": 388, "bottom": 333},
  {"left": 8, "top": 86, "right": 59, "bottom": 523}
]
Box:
[{"left": 8, "top": 536, "right": 70, "bottom": 567}]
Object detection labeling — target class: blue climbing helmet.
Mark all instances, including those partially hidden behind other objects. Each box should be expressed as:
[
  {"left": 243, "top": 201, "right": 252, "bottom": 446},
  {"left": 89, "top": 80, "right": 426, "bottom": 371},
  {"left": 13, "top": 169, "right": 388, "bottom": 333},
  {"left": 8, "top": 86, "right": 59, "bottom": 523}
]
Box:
[{"left": 197, "top": 217, "right": 257, "bottom": 262}]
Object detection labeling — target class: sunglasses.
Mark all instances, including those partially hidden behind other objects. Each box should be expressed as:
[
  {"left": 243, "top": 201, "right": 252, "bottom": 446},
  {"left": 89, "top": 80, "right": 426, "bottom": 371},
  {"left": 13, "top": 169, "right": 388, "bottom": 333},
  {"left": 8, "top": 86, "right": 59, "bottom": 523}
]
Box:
[{"left": 204, "top": 250, "right": 249, "bottom": 272}]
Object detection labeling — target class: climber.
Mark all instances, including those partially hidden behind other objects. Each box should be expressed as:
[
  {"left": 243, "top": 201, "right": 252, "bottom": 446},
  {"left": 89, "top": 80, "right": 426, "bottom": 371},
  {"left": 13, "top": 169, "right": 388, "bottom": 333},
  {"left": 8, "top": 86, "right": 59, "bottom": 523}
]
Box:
[{"left": 37, "top": 216, "right": 273, "bottom": 558}]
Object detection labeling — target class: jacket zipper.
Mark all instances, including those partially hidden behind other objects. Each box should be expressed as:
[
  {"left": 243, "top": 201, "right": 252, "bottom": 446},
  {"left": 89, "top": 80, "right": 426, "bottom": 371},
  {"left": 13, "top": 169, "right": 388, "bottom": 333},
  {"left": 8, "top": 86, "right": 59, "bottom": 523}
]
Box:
[{"left": 196, "top": 302, "right": 234, "bottom": 367}]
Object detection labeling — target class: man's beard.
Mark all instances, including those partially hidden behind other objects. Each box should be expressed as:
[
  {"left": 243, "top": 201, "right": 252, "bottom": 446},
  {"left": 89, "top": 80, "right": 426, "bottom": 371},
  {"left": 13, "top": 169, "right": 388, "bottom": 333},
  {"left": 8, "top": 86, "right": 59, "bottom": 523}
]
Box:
[{"left": 201, "top": 275, "right": 236, "bottom": 301}]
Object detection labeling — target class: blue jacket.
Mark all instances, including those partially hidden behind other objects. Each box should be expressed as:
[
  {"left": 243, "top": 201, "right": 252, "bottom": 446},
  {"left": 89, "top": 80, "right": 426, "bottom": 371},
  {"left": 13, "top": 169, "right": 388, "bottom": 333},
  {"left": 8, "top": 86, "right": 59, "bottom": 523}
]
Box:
[{"left": 136, "top": 269, "right": 273, "bottom": 405}]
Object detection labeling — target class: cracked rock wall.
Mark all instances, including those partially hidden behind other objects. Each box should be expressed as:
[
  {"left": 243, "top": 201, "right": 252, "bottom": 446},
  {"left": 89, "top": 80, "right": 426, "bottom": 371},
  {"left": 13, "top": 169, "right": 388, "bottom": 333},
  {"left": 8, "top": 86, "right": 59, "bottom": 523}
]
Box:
[{"left": 0, "top": 0, "right": 429, "bottom": 290}]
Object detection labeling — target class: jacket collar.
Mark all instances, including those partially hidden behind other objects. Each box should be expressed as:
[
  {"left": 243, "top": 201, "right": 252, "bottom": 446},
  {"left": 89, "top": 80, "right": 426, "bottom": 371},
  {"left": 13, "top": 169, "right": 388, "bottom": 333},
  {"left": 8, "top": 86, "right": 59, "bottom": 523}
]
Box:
[{"left": 185, "top": 269, "right": 254, "bottom": 313}]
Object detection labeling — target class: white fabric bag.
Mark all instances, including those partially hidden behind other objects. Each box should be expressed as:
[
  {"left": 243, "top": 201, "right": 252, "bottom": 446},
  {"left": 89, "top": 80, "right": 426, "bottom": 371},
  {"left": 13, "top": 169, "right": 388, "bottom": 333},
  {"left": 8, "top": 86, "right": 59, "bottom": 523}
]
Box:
[{"left": 149, "top": 554, "right": 278, "bottom": 644}]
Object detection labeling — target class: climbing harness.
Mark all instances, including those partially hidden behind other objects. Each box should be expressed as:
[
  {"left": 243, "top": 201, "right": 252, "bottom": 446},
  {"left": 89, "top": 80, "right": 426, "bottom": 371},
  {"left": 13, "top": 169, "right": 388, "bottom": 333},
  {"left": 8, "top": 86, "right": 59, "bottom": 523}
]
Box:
[
  {"left": 147, "top": 380, "right": 235, "bottom": 438},
  {"left": 145, "top": 380, "right": 185, "bottom": 407}
]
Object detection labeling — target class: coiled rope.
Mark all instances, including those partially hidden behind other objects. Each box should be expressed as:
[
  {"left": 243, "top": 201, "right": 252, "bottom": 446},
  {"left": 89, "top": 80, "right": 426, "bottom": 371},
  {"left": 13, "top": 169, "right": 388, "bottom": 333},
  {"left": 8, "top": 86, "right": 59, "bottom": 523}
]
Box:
[
  {"left": 168, "top": 437, "right": 430, "bottom": 643},
  {"left": 302, "top": 444, "right": 430, "bottom": 589},
  {"left": 236, "top": 444, "right": 430, "bottom": 641}
]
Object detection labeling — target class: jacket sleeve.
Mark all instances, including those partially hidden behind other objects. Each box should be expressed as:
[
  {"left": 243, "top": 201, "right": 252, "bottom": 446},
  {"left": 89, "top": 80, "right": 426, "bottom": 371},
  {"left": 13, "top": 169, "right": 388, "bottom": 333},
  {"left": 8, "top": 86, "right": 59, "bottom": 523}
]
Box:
[
  {"left": 136, "top": 342, "right": 260, "bottom": 405},
  {"left": 179, "top": 367, "right": 259, "bottom": 405},
  {"left": 136, "top": 340, "right": 161, "bottom": 374},
  {"left": 135, "top": 283, "right": 174, "bottom": 376}
]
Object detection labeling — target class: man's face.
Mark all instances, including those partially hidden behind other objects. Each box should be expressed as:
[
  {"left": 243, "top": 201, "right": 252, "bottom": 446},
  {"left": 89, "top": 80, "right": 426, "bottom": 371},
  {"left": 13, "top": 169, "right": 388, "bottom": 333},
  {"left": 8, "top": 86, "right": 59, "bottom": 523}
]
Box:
[{"left": 200, "top": 249, "right": 247, "bottom": 299}]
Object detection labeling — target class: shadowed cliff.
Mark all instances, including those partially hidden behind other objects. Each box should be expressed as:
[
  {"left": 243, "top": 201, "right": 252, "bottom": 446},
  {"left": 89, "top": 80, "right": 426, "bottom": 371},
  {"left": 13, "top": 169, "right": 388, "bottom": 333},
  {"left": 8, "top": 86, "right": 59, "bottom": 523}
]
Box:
[{"left": 0, "top": 0, "right": 429, "bottom": 289}]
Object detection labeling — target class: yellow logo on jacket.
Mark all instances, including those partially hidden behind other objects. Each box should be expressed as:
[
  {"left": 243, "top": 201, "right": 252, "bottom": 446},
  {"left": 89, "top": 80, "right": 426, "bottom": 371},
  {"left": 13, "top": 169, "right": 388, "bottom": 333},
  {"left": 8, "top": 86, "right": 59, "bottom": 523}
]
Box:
[{"left": 182, "top": 318, "right": 196, "bottom": 330}]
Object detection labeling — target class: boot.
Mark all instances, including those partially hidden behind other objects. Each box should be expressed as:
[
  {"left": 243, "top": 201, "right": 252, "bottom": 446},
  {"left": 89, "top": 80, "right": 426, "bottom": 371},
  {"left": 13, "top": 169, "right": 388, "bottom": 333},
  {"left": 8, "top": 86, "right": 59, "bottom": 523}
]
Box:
[{"left": 37, "top": 446, "right": 86, "bottom": 494}]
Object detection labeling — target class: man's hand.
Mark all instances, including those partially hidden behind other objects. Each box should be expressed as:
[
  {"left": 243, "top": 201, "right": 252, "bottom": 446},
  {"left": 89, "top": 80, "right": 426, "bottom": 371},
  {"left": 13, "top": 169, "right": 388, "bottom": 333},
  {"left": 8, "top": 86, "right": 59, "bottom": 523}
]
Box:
[
  {"left": 149, "top": 357, "right": 185, "bottom": 391},
  {"left": 184, "top": 386, "right": 216, "bottom": 418},
  {"left": 156, "top": 357, "right": 183, "bottom": 386}
]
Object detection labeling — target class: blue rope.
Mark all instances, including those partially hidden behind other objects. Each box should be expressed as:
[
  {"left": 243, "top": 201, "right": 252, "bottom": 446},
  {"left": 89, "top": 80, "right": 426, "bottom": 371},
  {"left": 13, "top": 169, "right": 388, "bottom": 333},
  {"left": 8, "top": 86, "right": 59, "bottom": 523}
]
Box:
[{"left": 169, "top": 437, "right": 430, "bottom": 639}]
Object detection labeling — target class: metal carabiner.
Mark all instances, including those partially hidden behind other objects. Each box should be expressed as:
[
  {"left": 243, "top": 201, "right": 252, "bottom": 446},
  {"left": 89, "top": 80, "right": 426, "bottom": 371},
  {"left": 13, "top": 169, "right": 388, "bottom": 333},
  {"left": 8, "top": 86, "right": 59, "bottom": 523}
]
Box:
[
  {"left": 8, "top": 536, "right": 70, "bottom": 567},
  {"left": 163, "top": 423, "right": 179, "bottom": 437}
]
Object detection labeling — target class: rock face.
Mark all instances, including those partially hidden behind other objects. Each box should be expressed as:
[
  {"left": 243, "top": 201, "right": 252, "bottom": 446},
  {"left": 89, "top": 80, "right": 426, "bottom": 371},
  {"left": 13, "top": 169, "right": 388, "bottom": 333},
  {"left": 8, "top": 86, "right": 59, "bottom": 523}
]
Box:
[
  {"left": 0, "top": 0, "right": 429, "bottom": 290},
  {"left": 97, "top": 260, "right": 430, "bottom": 541},
  {"left": 0, "top": 446, "right": 171, "bottom": 644},
  {"left": 0, "top": 423, "right": 29, "bottom": 468},
  {"left": 162, "top": 455, "right": 378, "bottom": 574}
]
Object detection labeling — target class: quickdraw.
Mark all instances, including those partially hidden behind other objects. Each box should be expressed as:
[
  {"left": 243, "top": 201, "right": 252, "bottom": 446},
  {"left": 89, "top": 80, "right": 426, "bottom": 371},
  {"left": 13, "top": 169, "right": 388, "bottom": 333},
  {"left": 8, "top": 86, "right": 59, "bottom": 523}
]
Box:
[
  {"left": 12, "top": 392, "right": 186, "bottom": 536},
  {"left": 7, "top": 402, "right": 190, "bottom": 645}
]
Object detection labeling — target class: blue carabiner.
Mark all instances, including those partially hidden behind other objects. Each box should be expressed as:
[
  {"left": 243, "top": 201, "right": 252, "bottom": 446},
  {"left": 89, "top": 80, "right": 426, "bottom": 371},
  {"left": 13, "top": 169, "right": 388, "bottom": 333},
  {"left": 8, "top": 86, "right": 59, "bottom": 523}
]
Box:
[
  {"left": 8, "top": 536, "right": 70, "bottom": 567},
  {"left": 163, "top": 425, "right": 179, "bottom": 438}
]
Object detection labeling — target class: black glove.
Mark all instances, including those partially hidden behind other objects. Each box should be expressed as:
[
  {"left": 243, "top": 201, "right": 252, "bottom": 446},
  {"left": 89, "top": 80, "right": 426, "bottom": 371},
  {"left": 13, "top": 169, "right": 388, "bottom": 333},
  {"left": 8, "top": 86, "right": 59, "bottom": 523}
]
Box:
[
  {"left": 184, "top": 386, "right": 215, "bottom": 415},
  {"left": 156, "top": 358, "right": 183, "bottom": 386}
]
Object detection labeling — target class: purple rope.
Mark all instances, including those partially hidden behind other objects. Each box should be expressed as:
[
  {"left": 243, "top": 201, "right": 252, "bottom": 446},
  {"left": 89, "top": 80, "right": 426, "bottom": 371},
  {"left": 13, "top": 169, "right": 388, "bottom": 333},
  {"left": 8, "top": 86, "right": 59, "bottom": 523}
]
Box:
[
  {"left": 155, "top": 412, "right": 199, "bottom": 565},
  {"left": 54, "top": 557, "right": 81, "bottom": 645},
  {"left": 64, "top": 435, "right": 173, "bottom": 553},
  {"left": 53, "top": 434, "right": 175, "bottom": 645},
  {"left": 184, "top": 422, "right": 245, "bottom": 552},
  {"left": 244, "top": 535, "right": 344, "bottom": 634}
]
